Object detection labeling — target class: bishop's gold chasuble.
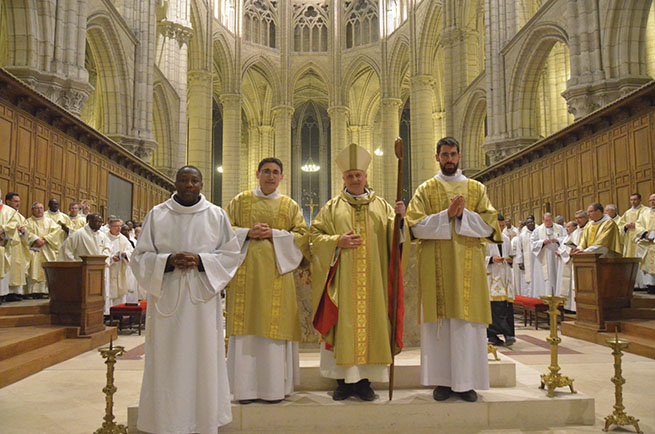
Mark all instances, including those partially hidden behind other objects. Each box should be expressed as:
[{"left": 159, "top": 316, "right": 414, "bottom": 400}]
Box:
[
  {"left": 311, "top": 190, "right": 406, "bottom": 366},
  {"left": 225, "top": 191, "right": 309, "bottom": 342},
  {"left": 406, "top": 177, "right": 501, "bottom": 325}
]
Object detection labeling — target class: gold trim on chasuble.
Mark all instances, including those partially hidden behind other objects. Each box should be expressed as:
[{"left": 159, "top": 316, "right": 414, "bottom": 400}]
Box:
[
  {"left": 461, "top": 180, "right": 481, "bottom": 320},
  {"left": 351, "top": 203, "right": 370, "bottom": 364},
  {"left": 268, "top": 195, "right": 292, "bottom": 338},
  {"left": 229, "top": 192, "right": 291, "bottom": 339},
  {"left": 426, "top": 178, "right": 481, "bottom": 321}
]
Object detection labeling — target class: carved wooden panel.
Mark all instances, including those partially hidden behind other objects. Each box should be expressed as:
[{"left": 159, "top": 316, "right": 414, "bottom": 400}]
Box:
[
  {"left": 0, "top": 100, "right": 170, "bottom": 221},
  {"left": 485, "top": 108, "right": 655, "bottom": 224}
]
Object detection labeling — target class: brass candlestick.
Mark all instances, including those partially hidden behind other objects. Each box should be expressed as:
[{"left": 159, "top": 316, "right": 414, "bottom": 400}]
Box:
[
  {"left": 487, "top": 344, "right": 500, "bottom": 361},
  {"left": 603, "top": 332, "right": 642, "bottom": 433},
  {"left": 539, "top": 295, "right": 576, "bottom": 397},
  {"left": 94, "top": 338, "right": 127, "bottom": 434}
]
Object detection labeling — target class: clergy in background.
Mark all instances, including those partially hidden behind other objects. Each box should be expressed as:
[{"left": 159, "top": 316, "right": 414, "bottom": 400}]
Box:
[
  {"left": 530, "top": 213, "right": 566, "bottom": 298},
  {"left": 58, "top": 213, "right": 111, "bottom": 262},
  {"left": 131, "top": 166, "right": 241, "bottom": 434},
  {"left": 106, "top": 218, "right": 134, "bottom": 309},
  {"left": 605, "top": 204, "right": 620, "bottom": 222},
  {"left": 25, "top": 202, "right": 64, "bottom": 298},
  {"left": 311, "top": 144, "right": 406, "bottom": 402},
  {"left": 45, "top": 198, "right": 71, "bottom": 245},
  {"left": 572, "top": 203, "right": 623, "bottom": 258},
  {"left": 225, "top": 157, "right": 309, "bottom": 404},
  {"left": 68, "top": 202, "right": 87, "bottom": 232},
  {"left": 502, "top": 217, "right": 518, "bottom": 240},
  {"left": 486, "top": 215, "right": 515, "bottom": 347},
  {"left": 407, "top": 136, "right": 501, "bottom": 403},
  {"left": 2, "top": 193, "right": 37, "bottom": 302},
  {"left": 635, "top": 194, "right": 655, "bottom": 293},
  {"left": 555, "top": 221, "right": 579, "bottom": 312},
  {"left": 515, "top": 218, "right": 536, "bottom": 296},
  {"left": 618, "top": 193, "right": 647, "bottom": 258}
]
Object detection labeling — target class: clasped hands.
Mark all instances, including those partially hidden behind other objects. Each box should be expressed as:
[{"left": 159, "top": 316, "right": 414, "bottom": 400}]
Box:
[
  {"left": 493, "top": 256, "right": 513, "bottom": 264},
  {"left": 112, "top": 252, "right": 129, "bottom": 262},
  {"left": 248, "top": 223, "right": 273, "bottom": 240},
  {"left": 167, "top": 252, "right": 200, "bottom": 270},
  {"left": 447, "top": 195, "right": 465, "bottom": 219}
]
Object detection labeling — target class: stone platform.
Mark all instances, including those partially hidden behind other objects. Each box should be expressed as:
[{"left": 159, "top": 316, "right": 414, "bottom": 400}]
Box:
[{"left": 127, "top": 351, "right": 594, "bottom": 433}]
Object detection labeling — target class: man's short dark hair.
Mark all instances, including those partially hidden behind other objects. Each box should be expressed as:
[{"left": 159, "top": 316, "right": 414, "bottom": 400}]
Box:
[
  {"left": 630, "top": 192, "right": 641, "bottom": 200},
  {"left": 86, "top": 213, "right": 102, "bottom": 222},
  {"left": 436, "top": 137, "right": 460, "bottom": 155},
  {"left": 590, "top": 202, "right": 604, "bottom": 213},
  {"left": 176, "top": 165, "right": 203, "bottom": 181},
  {"left": 258, "top": 157, "right": 284, "bottom": 173},
  {"left": 5, "top": 192, "right": 19, "bottom": 202},
  {"left": 497, "top": 214, "right": 505, "bottom": 221}
]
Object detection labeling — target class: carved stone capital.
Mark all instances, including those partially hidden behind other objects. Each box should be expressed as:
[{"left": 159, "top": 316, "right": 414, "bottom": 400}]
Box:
[
  {"left": 158, "top": 20, "right": 194, "bottom": 46},
  {"left": 483, "top": 138, "right": 536, "bottom": 165},
  {"left": 562, "top": 77, "right": 653, "bottom": 119}
]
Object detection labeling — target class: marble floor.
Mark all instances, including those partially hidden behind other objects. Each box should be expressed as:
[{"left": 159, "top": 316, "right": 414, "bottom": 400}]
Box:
[{"left": 0, "top": 326, "right": 654, "bottom": 434}]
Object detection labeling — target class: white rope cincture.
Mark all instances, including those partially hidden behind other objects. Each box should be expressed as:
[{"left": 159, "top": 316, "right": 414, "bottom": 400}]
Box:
[{"left": 154, "top": 268, "right": 216, "bottom": 317}]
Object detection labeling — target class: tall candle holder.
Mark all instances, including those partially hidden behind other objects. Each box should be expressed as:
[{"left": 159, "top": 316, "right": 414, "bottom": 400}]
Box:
[
  {"left": 538, "top": 295, "right": 576, "bottom": 397},
  {"left": 94, "top": 338, "right": 127, "bottom": 434},
  {"left": 603, "top": 332, "right": 642, "bottom": 433}
]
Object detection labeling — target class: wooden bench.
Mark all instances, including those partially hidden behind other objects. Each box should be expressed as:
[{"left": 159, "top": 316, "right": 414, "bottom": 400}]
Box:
[
  {"left": 513, "top": 296, "right": 563, "bottom": 330},
  {"left": 109, "top": 300, "right": 147, "bottom": 335}
]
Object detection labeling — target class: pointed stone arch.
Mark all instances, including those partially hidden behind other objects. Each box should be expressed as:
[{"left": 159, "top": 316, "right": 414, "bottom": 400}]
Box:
[
  {"left": 152, "top": 68, "right": 180, "bottom": 172},
  {"left": 86, "top": 12, "right": 132, "bottom": 138},
  {"left": 241, "top": 54, "right": 281, "bottom": 108},
  {"left": 341, "top": 54, "right": 381, "bottom": 106},
  {"left": 213, "top": 34, "right": 234, "bottom": 93},
  {"left": 507, "top": 22, "right": 569, "bottom": 138},
  {"left": 415, "top": 2, "right": 442, "bottom": 76},
  {"left": 290, "top": 61, "right": 332, "bottom": 107},
  {"left": 460, "top": 88, "right": 487, "bottom": 172},
  {"left": 388, "top": 37, "right": 410, "bottom": 98},
  {"left": 604, "top": 0, "right": 654, "bottom": 78}
]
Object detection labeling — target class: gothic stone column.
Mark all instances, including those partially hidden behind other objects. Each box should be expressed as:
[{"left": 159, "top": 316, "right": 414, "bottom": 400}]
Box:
[
  {"left": 187, "top": 70, "right": 213, "bottom": 198},
  {"left": 220, "top": 93, "right": 242, "bottom": 205}
]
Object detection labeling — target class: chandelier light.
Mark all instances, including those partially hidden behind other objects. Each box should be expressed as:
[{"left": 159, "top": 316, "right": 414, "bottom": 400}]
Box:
[{"left": 301, "top": 156, "right": 320, "bottom": 172}]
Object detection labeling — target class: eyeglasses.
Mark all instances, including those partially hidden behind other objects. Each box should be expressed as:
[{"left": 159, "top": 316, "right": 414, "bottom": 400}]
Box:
[
  {"left": 260, "top": 169, "right": 281, "bottom": 176},
  {"left": 438, "top": 152, "right": 459, "bottom": 160}
]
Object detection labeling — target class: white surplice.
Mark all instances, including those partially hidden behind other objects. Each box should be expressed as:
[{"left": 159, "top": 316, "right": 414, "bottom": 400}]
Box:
[
  {"left": 227, "top": 186, "right": 304, "bottom": 401},
  {"left": 107, "top": 232, "right": 135, "bottom": 308},
  {"left": 132, "top": 194, "right": 241, "bottom": 434},
  {"left": 411, "top": 170, "right": 492, "bottom": 392},
  {"left": 530, "top": 224, "right": 565, "bottom": 298},
  {"left": 514, "top": 228, "right": 533, "bottom": 296},
  {"left": 58, "top": 224, "right": 112, "bottom": 312},
  {"left": 555, "top": 228, "right": 582, "bottom": 312}
]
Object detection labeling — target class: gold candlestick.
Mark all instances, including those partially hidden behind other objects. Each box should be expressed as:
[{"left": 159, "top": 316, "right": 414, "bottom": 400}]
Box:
[
  {"left": 539, "top": 295, "right": 576, "bottom": 397},
  {"left": 487, "top": 344, "right": 500, "bottom": 361},
  {"left": 603, "top": 332, "right": 642, "bottom": 433},
  {"left": 94, "top": 338, "right": 127, "bottom": 434}
]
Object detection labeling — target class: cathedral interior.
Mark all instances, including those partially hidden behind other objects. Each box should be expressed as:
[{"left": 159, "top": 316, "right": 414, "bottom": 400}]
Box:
[{"left": 2, "top": 1, "right": 655, "bottom": 433}]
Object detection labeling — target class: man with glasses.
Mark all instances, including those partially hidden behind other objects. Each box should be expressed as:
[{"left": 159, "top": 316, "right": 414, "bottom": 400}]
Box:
[
  {"left": 225, "top": 157, "right": 309, "bottom": 404},
  {"left": 407, "top": 137, "right": 501, "bottom": 403}
]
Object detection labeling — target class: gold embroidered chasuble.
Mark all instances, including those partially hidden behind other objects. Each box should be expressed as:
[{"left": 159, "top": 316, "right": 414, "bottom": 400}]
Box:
[
  {"left": 636, "top": 209, "right": 655, "bottom": 274},
  {"left": 406, "top": 177, "right": 501, "bottom": 325},
  {"left": 310, "top": 189, "right": 406, "bottom": 366},
  {"left": 1, "top": 207, "right": 37, "bottom": 286},
  {"left": 578, "top": 216, "right": 623, "bottom": 256},
  {"left": 68, "top": 214, "right": 87, "bottom": 232},
  {"left": 617, "top": 205, "right": 647, "bottom": 257},
  {"left": 25, "top": 216, "right": 63, "bottom": 282},
  {"left": 225, "top": 191, "right": 309, "bottom": 342}
]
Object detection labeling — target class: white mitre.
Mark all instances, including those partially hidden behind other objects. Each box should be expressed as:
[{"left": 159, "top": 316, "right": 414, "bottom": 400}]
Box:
[{"left": 335, "top": 143, "right": 371, "bottom": 173}]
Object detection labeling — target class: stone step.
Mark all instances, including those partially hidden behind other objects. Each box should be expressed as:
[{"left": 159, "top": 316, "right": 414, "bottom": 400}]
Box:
[
  {"left": 127, "top": 386, "right": 594, "bottom": 433},
  {"left": 297, "top": 356, "right": 516, "bottom": 390},
  {"left": 0, "top": 301, "right": 49, "bottom": 316},
  {"left": 622, "top": 307, "right": 655, "bottom": 320},
  {"left": 0, "top": 326, "right": 71, "bottom": 362},
  {"left": 0, "top": 313, "right": 50, "bottom": 328},
  {"left": 0, "top": 326, "right": 116, "bottom": 388}
]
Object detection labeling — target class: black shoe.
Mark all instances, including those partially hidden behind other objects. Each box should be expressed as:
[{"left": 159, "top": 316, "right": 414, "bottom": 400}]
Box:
[
  {"left": 353, "top": 379, "right": 375, "bottom": 401},
  {"left": 333, "top": 379, "right": 353, "bottom": 401},
  {"left": 433, "top": 386, "right": 452, "bottom": 401},
  {"left": 504, "top": 336, "right": 516, "bottom": 346},
  {"left": 238, "top": 399, "right": 256, "bottom": 405},
  {"left": 262, "top": 399, "right": 283, "bottom": 404},
  {"left": 458, "top": 390, "right": 478, "bottom": 402},
  {"left": 5, "top": 294, "right": 22, "bottom": 302},
  {"left": 488, "top": 336, "right": 504, "bottom": 346}
]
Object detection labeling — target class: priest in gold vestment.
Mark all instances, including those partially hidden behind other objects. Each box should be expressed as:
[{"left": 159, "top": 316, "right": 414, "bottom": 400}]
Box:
[
  {"left": 407, "top": 137, "right": 502, "bottom": 403},
  {"left": 635, "top": 194, "right": 655, "bottom": 292},
  {"left": 67, "top": 202, "right": 87, "bottom": 232},
  {"left": 311, "top": 144, "right": 406, "bottom": 402},
  {"left": 225, "top": 157, "right": 310, "bottom": 403},
  {"left": 25, "top": 202, "right": 64, "bottom": 296},
  {"left": 2, "top": 193, "right": 38, "bottom": 300},
  {"left": 572, "top": 203, "right": 623, "bottom": 258}
]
